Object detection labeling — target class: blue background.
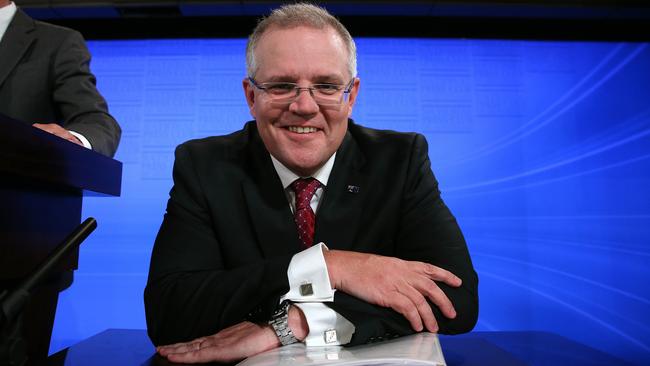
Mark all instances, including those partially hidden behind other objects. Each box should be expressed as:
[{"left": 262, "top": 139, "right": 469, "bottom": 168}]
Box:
[{"left": 49, "top": 38, "right": 650, "bottom": 364}]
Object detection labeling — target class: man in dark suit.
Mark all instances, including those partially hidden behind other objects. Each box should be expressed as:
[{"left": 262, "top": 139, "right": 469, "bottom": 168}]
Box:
[
  {"left": 0, "top": 2, "right": 120, "bottom": 362},
  {"left": 0, "top": 0, "right": 120, "bottom": 157},
  {"left": 146, "top": 3, "right": 478, "bottom": 364}
]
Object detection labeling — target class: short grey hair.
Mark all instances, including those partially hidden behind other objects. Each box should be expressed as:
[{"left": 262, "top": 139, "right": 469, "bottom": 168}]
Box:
[{"left": 246, "top": 3, "right": 357, "bottom": 79}]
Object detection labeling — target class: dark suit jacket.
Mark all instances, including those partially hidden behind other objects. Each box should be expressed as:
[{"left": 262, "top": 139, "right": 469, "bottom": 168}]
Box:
[
  {"left": 145, "top": 120, "right": 479, "bottom": 347},
  {"left": 0, "top": 8, "right": 120, "bottom": 157}
]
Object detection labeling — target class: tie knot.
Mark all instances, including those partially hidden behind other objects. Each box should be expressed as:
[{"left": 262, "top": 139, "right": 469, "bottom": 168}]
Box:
[{"left": 291, "top": 178, "right": 321, "bottom": 211}]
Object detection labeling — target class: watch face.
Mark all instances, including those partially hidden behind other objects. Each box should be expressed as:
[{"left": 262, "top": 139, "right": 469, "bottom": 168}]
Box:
[{"left": 274, "top": 301, "right": 290, "bottom": 318}]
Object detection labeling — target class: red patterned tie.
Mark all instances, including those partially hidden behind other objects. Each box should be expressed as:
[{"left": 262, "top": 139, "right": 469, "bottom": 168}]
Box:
[{"left": 291, "top": 178, "right": 321, "bottom": 249}]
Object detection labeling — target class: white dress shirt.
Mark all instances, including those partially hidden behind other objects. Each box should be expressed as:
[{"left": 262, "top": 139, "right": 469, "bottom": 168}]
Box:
[
  {"left": 0, "top": 2, "right": 92, "bottom": 150},
  {"left": 270, "top": 154, "right": 355, "bottom": 346},
  {"left": 0, "top": 1, "right": 17, "bottom": 41}
]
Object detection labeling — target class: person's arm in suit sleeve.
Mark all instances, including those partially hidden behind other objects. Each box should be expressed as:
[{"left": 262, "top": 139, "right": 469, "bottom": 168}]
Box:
[
  {"left": 325, "top": 133, "right": 479, "bottom": 346},
  {"left": 144, "top": 144, "right": 292, "bottom": 346},
  {"left": 50, "top": 30, "right": 121, "bottom": 157}
]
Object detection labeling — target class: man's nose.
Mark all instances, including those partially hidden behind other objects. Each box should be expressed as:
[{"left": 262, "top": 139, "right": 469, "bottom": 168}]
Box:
[{"left": 289, "top": 88, "right": 320, "bottom": 115}]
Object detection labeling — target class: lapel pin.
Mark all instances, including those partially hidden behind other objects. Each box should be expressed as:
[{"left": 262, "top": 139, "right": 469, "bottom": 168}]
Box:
[{"left": 346, "top": 185, "right": 360, "bottom": 194}]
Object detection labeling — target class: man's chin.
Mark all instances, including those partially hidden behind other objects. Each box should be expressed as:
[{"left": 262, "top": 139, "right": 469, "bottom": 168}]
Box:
[{"left": 284, "top": 157, "right": 326, "bottom": 177}]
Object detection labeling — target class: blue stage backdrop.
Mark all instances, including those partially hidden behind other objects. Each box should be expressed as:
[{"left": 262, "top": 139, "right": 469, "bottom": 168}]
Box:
[{"left": 49, "top": 38, "right": 650, "bottom": 364}]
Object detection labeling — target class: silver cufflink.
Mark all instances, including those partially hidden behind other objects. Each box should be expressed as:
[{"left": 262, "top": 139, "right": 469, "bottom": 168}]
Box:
[
  {"left": 324, "top": 329, "right": 338, "bottom": 344},
  {"left": 299, "top": 282, "right": 314, "bottom": 296}
]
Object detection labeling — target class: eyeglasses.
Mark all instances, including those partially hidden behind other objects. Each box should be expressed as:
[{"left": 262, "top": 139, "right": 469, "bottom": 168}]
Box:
[{"left": 248, "top": 77, "right": 355, "bottom": 106}]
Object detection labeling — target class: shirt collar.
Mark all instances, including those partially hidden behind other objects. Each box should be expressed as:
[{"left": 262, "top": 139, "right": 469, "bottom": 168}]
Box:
[
  {"left": 270, "top": 153, "right": 337, "bottom": 190},
  {"left": 0, "top": 2, "right": 17, "bottom": 42}
]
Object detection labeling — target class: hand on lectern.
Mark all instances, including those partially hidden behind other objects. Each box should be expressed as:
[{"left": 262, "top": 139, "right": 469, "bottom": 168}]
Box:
[{"left": 32, "top": 123, "right": 83, "bottom": 146}]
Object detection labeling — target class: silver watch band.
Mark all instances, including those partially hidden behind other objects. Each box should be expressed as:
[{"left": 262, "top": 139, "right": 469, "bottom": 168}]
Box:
[{"left": 268, "top": 300, "right": 299, "bottom": 346}]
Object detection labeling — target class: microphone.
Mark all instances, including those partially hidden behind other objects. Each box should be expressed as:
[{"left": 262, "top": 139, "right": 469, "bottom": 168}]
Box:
[
  {"left": 0, "top": 217, "right": 97, "bottom": 326},
  {"left": 0, "top": 218, "right": 97, "bottom": 366}
]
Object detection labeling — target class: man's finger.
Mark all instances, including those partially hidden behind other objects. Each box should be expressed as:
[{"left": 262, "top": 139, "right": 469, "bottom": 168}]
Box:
[
  {"left": 158, "top": 338, "right": 206, "bottom": 356},
  {"left": 158, "top": 342, "right": 196, "bottom": 356},
  {"left": 32, "top": 123, "right": 64, "bottom": 134},
  {"left": 422, "top": 263, "right": 462, "bottom": 287},
  {"left": 389, "top": 292, "right": 424, "bottom": 332},
  {"left": 166, "top": 346, "right": 224, "bottom": 364},
  {"left": 32, "top": 123, "right": 82, "bottom": 145},
  {"left": 400, "top": 285, "right": 438, "bottom": 333},
  {"left": 415, "top": 277, "right": 457, "bottom": 319}
]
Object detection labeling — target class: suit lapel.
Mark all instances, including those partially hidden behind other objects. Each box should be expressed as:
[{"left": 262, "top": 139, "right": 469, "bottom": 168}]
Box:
[
  {"left": 241, "top": 124, "right": 302, "bottom": 257},
  {"left": 0, "top": 9, "right": 36, "bottom": 88},
  {"left": 314, "top": 128, "right": 367, "bottom": 251},
  {"left": 240, "top": 121, "right": 368, "bottom": 255}
]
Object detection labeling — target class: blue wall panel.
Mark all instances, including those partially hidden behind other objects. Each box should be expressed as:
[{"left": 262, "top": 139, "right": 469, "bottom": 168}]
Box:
[{"left": 49, "top": 38, "right": 650, "bottom": 364}]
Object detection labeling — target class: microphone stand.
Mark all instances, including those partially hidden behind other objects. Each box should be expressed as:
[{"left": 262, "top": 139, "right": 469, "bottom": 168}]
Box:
[{"left": 0, "top": 218, "right": 97, "bottom": 366}]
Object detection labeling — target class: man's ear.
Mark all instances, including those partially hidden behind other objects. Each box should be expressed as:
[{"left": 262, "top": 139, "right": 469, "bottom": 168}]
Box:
[
  {"left": 346, "top": 77, "right": 361, "bottom": 118},
  {"left": 243, "top": 78, "right": 256, "bottom": 118}
]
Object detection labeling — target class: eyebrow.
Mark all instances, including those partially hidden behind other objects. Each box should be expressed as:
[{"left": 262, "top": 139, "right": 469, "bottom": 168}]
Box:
[
  {"left": 313, "top": 75, "right": 346, "bottom": 84},
  {"left": 262, "top": 74, "right": 346, "bottom": 84}
]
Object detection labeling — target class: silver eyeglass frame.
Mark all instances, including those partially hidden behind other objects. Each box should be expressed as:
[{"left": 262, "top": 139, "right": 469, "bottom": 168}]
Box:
[{"left": 248, "top": 77, "right": 355, "bottom": 105}]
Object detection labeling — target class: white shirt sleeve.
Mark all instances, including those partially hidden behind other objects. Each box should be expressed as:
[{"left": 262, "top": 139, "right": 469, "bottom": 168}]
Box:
[
  {"left": 294, "top": 302, "right": 355, "bottom": 346},
  {"left": 281, "top": 242, "right": 355, "bottom": 346},
  {"left": 69, "top": 130, "right": 93, "bottom": 150},
  {"left": 281, "top": 242, "right": 335, "bottom": 302}
]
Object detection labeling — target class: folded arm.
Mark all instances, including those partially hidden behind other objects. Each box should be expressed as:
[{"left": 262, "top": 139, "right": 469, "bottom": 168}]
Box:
[
  {"left": 155, "top": 305, "right": 308, "bottom": 364},
  {"left": 145, "top": 145, "right": 293, "bottom": 346},
  {"left": 324, "top": 133, "right": 479, "bottom": 345}
]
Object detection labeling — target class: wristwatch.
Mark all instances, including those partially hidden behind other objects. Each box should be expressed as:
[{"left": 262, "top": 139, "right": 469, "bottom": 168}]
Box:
[{"left": 268, "top": 300, "right": 299, "bottom": 346}]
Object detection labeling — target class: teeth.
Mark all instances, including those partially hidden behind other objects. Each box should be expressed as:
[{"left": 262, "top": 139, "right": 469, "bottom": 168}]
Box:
[{"left": 288, "top": 126, "right": 318, "bottom": 134}]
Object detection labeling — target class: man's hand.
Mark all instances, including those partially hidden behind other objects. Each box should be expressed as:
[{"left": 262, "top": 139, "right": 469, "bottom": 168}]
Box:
[
  {"left": 32, "top": 123, "right": 83, "bottom": 146},
  {"left": 323, "top": 250, "right": 462, "bottom": 333},
  {"left": 157, "top": 321, "right": 280, "bottom": 364}
]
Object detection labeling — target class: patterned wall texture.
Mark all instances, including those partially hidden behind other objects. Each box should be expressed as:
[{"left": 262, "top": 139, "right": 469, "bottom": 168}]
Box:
[{"left": 49, "top": 38, "right": 650, "bottom": 364}]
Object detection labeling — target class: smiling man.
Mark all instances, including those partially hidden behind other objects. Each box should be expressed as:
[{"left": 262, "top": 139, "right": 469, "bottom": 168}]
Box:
[
  {"left": 145, "top": 3, "right": 478, "bottom": 364},
  {"left": 246, "top": 24, "right": 353, "bottom": 178}
]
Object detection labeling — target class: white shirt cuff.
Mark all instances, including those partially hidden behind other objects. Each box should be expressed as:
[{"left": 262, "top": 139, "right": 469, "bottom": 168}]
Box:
[
  {"left": 281, "top": 242, "right": 335, "bottom": 302},
  {"left": 294, "top": 302, "right": 355, "bottom": 346},
  {"left": 69, "top": 130, "right": 92, "bottom": 150}
]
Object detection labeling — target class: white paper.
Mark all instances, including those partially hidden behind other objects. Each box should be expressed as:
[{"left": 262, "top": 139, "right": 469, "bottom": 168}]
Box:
[{"left": 237, "top": 333, "right": 446, "bottom": 366}]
